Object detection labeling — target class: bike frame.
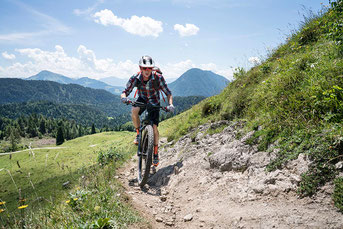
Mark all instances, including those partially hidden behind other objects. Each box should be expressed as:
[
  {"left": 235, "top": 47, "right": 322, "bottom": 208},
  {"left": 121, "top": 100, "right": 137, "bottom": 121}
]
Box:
[{"left": 127, "top": 100, "right": 167, "bottom": 187}]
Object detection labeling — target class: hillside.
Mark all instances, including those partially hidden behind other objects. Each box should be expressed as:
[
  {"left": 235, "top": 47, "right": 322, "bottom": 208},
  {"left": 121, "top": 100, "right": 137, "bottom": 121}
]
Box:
[
  {"left": 0, "top": 132, "right": 144, "bottom": 227},
  {"left": 168, "top": 68, "right": 229, "bottom": 97},
  {"left": 157, "top": 0, "right": 343, "bottom": 215},
  {"left": 26, "top": 70, "right": 124, "bottom": 95},
  {"left": 0, "top": 78, "right": 205, "bottom": 128},
  {"left": 0, "top": 101, "right": 113, "bottom": 127},
  {"left": 116, "top": 3, "right": 343, "bottom": 227}
]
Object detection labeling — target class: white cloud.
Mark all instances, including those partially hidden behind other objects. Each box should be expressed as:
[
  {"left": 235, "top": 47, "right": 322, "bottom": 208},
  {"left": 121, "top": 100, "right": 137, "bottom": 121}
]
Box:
[
  {"left": 73, "top": 0, "right": 104, "bottom": 16},
  {"left": 93, "top": 9, "right": 163, "bottom": 37},
  {"left": 248, "top": 56, "right": 261, "bottom": 65},
  {"left": 174, "top": 23, "right": 199, "bottom": 37},
  {"left": 0, "top": 45, "right": 233, "bottom": 81},
  {"left": 2, "top": 51, "right": 16, "bottom": 60},
  {"left": 0, "top": 45, "right": 138, "bottom": 79}
]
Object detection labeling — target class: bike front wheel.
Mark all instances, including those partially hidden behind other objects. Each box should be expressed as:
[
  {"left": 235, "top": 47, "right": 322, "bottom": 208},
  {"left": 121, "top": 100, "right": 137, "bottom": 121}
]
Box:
[{"left": 137, "top": 125, "right": 154, "bottom": 187}]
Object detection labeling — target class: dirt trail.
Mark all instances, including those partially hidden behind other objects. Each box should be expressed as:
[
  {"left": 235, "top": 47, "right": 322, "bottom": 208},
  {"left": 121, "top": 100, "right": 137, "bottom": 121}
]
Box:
[{"left": 119, "top": 121, "right": 343, "bottom": 228}]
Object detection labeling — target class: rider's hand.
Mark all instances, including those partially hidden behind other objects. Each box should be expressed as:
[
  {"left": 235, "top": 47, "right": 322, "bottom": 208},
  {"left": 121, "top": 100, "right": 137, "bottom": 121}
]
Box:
[
  {"left": 121, "top": 97, "right": 130, "bottom": 104},
  {"left": 167, "top": 104, "right": 175, "bottom": 113}
]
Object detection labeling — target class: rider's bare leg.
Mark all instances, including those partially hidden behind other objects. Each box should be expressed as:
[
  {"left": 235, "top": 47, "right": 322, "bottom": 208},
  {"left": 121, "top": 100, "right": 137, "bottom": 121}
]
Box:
[
  {"left": 152, "top": 124, "right": 159, "bottom": 166},
  {"left": 132, "top": 107, "right": 140, "bottom": 129},
  {"left": 153, "top": 124, "right": 159, "bottom": 146}
]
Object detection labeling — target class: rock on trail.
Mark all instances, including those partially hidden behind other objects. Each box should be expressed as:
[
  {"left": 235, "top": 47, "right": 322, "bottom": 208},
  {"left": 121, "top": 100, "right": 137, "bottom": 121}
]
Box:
[{"left": 118, "top": 121, "right": 343, "bottom": 228}]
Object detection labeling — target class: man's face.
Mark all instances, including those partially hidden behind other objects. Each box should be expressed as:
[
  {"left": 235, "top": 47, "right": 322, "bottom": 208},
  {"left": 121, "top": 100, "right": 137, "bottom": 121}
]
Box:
[{"left": 141, "top": 67, "right": 152, "bottom": 79}]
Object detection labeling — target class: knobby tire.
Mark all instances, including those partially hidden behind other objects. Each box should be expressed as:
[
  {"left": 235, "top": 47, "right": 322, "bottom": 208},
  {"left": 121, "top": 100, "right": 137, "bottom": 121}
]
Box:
[{"left": 138, "top": 125, "right": 154, "bottom": 187}]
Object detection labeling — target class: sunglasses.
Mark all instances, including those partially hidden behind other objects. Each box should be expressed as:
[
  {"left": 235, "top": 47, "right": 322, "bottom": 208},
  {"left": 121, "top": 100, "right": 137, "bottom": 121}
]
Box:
[{"left": 141, "top": 67, "right": 153, "bottom": 70}]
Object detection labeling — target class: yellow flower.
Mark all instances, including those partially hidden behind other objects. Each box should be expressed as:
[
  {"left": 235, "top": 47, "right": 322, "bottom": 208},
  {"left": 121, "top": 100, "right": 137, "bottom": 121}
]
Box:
[
  {"left": 18, "top": 205, "right": 28, "bottom": 209},
  {"left": 0, "top": 202, "right": 5, "bottom": 205},
  {"left": 0, "top": 209, "right": 5, "bottom": 213},
  {"left": 73, "top": 198, "right": 78, "bottom": 201},
  {"left": 65, "top": 200, "right": 70, "bottom": 204}
]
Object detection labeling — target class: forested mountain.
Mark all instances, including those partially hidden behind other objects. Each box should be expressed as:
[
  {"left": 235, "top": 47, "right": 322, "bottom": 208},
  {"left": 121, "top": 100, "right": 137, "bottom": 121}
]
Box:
[
  {"left": 26, "top": 70, "right": 124, "bottom": 94},
  {"left": 168, "top": 68, "right": 229, "bottom": 97},
  {"left": 0, "top": 101, "right": 123, "bottom": 128},
  {"left": 0, "top": 77, "right": 205, "bottom": 128},
  {"left": 0, "top": 78, "right": 120, "bottom": 105}
]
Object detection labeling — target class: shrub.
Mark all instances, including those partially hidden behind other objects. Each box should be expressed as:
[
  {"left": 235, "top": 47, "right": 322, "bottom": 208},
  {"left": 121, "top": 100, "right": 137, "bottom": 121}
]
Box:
[
  {"left": 97, "top": 147, "right": 124, "bottom": 166},
  {"left": 202, "top": 101, "right": 221, "bottom": 117}
]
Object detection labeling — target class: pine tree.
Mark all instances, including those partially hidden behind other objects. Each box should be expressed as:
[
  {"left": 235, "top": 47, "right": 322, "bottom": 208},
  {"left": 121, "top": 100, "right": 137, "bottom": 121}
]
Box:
[
  {"left": 39, "top": 118, "right": 46, "bottom": 135},
  {"left": 91, "top": 123, "right": 96, "bottom": 134},
  {"left": 56, "top": 126, "right": 64, "bottom": 145},
  {"left": 7, "top": 126, "right": 21, "bottom": 151}
]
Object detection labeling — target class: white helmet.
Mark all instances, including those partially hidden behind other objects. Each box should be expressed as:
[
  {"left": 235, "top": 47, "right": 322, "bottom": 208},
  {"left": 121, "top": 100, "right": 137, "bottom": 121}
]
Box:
[{"left": 139, "top": 55, "right": 155, "bottom": 68}]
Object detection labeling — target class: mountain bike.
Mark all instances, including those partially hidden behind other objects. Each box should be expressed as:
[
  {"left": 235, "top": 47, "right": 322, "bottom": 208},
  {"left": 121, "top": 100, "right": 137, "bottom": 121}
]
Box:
[{"left": 127, "top": 100, "right": 168, "bottom": 187}]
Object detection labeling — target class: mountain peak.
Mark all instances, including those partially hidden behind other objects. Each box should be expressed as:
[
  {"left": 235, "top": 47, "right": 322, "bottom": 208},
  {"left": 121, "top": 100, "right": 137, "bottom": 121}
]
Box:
[{"left": 169, "top": 68, "right": 229, "bottom": 97}]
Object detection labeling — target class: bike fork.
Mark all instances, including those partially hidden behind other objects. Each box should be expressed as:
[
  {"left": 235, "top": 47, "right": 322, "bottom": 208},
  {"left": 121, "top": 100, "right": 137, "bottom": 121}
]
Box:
[{"left": 137, "top": 125, "right": 145, "bottom": 156}]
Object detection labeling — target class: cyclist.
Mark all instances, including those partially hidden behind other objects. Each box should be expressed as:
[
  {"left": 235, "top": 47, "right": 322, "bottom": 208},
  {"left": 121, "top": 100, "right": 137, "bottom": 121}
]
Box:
[{"left": 121, "top": 55, "right": 174, "bottom": 167}]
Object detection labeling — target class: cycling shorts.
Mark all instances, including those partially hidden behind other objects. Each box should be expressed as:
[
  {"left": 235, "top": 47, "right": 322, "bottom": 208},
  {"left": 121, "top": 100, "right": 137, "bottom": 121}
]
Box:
[{"left": 133, "top": 97, "right": 160, "bottom": 126}]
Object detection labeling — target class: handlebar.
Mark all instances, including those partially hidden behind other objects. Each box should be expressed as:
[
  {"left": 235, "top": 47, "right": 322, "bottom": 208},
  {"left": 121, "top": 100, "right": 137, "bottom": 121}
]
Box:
[{"left": 126, "top": 100, "right": 169, "bottom": 112}]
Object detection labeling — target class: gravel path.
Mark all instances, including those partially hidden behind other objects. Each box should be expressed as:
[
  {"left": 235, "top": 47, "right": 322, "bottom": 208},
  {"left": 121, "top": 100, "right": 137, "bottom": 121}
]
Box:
[{"left": 119, "top": 121, "right": 343, "bottom": 228}]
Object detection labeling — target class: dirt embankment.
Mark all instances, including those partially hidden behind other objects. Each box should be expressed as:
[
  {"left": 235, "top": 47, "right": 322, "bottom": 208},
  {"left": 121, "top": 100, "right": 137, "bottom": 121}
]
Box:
[{"left": 119, "top": 121, "right": 343, "bottom": 229}]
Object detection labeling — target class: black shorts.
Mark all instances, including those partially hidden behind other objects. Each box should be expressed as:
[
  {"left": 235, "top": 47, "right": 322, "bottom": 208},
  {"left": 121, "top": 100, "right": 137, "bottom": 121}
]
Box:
[{"left": 133, "top": 97, "right": 160, "bottom": 126}]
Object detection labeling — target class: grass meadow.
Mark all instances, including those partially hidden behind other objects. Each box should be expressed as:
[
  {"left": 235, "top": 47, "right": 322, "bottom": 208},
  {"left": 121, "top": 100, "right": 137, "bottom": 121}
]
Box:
[{"left": 0, "top": 131, "right": 146, "bottom": 228}]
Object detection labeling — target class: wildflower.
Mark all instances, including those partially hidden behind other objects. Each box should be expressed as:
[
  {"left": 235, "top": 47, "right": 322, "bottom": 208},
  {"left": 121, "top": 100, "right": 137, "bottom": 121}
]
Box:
[
  {"left": 94, "top": 206, "right": 100, "bottom": 211},
  {"left": 73, "top": 198, "right": 78, "bottom": 201},
  {"left": 66, "top": 200, "right": 71, "bottom": 204},
  {"left": 0, "top": 209, "right": 5, "bottom": 213},
  {"left": 18, "top": 205, "right": 28, "bottom": 209},
  {"left": 0, "top": 202, "right": 5, "bottom": 205}
]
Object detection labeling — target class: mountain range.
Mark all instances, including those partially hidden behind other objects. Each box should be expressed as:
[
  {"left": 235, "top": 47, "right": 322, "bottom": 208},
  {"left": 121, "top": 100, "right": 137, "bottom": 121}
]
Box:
[
  {"left": 26, "top": 70, "right": 124, "bottom": 95},
  {"left": 24, "top": 68, "right": 229, "bottom": 97}
]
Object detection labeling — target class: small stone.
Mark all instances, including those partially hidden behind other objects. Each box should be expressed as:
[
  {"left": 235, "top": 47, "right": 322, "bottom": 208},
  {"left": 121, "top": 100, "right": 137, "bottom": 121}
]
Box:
[
  {"left": 155, "top": 216, "right": 163, "bottom": 222},
  {"left": 335, "top": 161, "right": 343, "bottom": 169},
  {"left": 165, "top": 221, "right": 174, "bottom": 226},
  {"left": 161, "top": 190, "right": 169, "bottom": 195},
  {"left": 62, "top": 181, "right": 70, "bottom": 188},
  {"left": 252, "top": 185, "right": 264, "bottom": 194},
  {"left": 160, "top": 196, "right": 167, "bottom": 202},
  {"left": 114, "top": 176, "right": 119, "bottom": 179},
  {"left": 184, "top": 214, "right": 193, "bottom": 222}
]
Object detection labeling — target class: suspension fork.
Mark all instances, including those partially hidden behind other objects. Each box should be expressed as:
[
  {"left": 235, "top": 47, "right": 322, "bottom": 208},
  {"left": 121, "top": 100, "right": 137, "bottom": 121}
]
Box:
[{"left": 137, "top": 124, "right": 147, "bottom": 156}]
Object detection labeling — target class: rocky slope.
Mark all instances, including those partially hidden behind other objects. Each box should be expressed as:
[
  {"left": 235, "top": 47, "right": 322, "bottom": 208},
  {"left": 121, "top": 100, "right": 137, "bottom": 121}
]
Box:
[{"left": 119, "top": 121, "right": 343, "bottom": 228}]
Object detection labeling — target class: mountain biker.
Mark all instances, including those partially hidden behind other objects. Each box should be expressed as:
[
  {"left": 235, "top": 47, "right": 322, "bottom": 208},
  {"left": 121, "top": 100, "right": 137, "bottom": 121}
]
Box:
[{"left": 121, "top": 55, "right": 174, "bottom": 167}]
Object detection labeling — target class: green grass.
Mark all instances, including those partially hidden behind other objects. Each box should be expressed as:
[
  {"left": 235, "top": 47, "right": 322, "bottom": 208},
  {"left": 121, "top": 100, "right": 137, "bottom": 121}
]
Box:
[{"left": 0, "top": 131, "right": 145, "bottom": 228}]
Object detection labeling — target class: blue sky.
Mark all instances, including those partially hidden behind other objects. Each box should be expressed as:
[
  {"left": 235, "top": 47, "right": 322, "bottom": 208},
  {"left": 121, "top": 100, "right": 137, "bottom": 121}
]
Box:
[{"left": 0, "top": 0, "right": 329, "bottom": 81}]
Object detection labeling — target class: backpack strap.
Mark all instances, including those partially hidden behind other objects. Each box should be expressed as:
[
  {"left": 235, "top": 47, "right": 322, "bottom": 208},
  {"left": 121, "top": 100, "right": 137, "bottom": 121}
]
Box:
[
  {"left": 134, "top": 72, "right": 141, "bottom": 98},
  {"left": 153, "top": 71, "right": 166, "bottom": 103}
]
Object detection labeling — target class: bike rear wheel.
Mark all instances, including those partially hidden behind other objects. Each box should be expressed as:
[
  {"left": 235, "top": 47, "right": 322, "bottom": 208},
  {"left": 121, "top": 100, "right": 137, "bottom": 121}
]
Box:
[{"left": 137, "top": 125, "right": 154, "bottom": 187}]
